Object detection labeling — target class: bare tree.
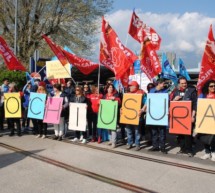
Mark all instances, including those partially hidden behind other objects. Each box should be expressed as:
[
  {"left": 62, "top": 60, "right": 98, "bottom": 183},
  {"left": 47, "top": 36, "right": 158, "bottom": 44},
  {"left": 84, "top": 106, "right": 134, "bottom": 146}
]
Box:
[{"left": 0, "top": 0, "right": 113, "bottom": 66}]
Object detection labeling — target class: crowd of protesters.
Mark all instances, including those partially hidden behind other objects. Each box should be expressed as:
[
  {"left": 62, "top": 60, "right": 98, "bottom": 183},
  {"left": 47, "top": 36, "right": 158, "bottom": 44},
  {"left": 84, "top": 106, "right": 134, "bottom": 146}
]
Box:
[{"left": 0, "top": 77, "right": 215, "bottom": 162}]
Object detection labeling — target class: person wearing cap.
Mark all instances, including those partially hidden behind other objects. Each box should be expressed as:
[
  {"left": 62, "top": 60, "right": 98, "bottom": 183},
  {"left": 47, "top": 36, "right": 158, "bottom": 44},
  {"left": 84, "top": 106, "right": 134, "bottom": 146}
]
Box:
[
  {"left": 125, "top": 81, "right": 145, "bottom": 151},
  {"left": 140, "top": 78, "right": 168, "bottom": 154}
]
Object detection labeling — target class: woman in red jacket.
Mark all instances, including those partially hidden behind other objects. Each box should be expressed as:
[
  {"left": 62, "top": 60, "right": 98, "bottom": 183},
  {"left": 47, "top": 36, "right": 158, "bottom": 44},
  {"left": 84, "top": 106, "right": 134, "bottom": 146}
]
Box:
[
  {"left": 103, "top": 84, "right": 121, "bottom": 148},
  {"left": 88, "top": 85, "right": 103, "bottom": 142}
]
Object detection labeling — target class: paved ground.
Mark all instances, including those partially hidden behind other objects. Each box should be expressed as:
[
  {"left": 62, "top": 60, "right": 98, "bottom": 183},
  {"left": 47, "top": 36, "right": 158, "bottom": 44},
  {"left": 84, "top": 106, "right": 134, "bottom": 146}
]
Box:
[{"left": 0, "top": 126, "right": 215, "bottom": 193}]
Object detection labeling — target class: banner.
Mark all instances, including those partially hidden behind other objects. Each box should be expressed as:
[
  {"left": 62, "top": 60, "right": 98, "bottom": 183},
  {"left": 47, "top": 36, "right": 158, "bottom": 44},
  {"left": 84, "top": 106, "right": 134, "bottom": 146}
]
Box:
[
  {"left": 97, "top": 100, "right": 118, "bottom": 130},
  {"left": 68, "top": 103, "right": 87, "bottom": 131},
  {"left": 197, "top": 25, "right": 215, "bottom": 95},
  {"left": 100, "top": 17, "right": 137, "bottom": 80},
  {"left": 43, "top": 97, "right": 63, "bottom": 124},
  {"left": 0, "top": 36, "right": 26, "bottom": 71},
  {"left": 4, "top": 93, "right": 22, "bottom": 118},
  {"left": 169, "top": 101, "right": 192, "bottom": 135},
  {"left": 120, "top": 94, "right": 142, "bottom": 125},
  {"left": 146, "top": 93, "right": 169, "bottom": 126},
  {"left": 27, "top": 93, "right": 46, "bottom": 120},
  {"left": 46, "top": 60, "right": 71, "bottom": 79},
  {"left": 195, "top": 99, "right": 215, "bottom": 134},
  {"left": 128, "top": 11, "right": 161, "bottom": 50}
]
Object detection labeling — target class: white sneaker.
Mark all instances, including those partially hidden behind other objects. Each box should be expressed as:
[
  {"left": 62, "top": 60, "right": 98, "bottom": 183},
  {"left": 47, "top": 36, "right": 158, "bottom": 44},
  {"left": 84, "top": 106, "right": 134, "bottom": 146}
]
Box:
[
  {"left": 41, "top": 135, "right": 46, "bottom": 139},
  {"left": 71, "top": 138, "right": 78, "bottom": 142},
  {"left": 200, "top": 153, "right": 211, "bottom": 160},
  {"left": 81, "top": 139, "right": 87, "bottom": 144},
  {"left": 79, "top": 135, "right": 83, "bottom": 141},
  {"left": 211, "top": 153, "right": 215, "bottom": 161},
  {"left": 35, "top": 135, "right": 41, "bottom": 138}
]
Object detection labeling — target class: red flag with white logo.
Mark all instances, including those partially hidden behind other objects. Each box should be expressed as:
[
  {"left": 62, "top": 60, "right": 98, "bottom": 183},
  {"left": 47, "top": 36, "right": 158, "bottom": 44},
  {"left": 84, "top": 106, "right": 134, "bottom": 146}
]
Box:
[
  {"left": 140, "top": 30, "right": 161, "bottom": 80},
  {"left": 42, "top": 35, "right": 68, "bottom": 66},
  {"left": 197, "top": 25, "right": 215, "bottom": 94},
  {"left": 128, "top": 11, "right": 161, "bottom": 50},
  {"left": 0, "top": 36, "right": 26, "bottom": 71},
  {"left": 62, "top": 50, "right": 99, "bottom": 75},
  {"left": 100, "top": 17, "right": 137, "bottom": 80}
]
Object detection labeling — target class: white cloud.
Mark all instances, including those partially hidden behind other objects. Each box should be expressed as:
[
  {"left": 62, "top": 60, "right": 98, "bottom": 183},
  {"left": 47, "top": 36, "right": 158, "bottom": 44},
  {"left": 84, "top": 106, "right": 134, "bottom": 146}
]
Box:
[{"left": 102, "top": 10, "right": 215, "bottom": 68}]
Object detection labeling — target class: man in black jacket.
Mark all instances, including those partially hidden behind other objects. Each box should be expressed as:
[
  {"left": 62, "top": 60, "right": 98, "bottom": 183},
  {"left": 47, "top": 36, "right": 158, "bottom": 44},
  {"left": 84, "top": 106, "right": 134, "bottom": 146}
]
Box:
[{"left": 172, "top": 77, "right": 197, "bottom": 157}]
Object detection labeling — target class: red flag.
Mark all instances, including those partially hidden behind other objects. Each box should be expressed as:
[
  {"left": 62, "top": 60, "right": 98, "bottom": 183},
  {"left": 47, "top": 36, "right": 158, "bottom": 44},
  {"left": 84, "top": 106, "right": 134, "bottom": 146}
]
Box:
[
  {"left": 62, "top": 50, "right": 99, "bottom": 75},
  {"left": 128, "top": 11, "right": 161, "bottom": 50},
  {"left": 100, "top": 17, "right": 137, "bottom": 80},
  {"left": 139, "top": 30, "right": 161, "bottom": 80},
  {"left": 197, "top": 25, "right": 215, "bottom": 94},
  {"left": 42, "top": 35, "right": 68, "bottom": 66},
  {"left": 0, "top": 36, "right": 26, "bottom": 71}
]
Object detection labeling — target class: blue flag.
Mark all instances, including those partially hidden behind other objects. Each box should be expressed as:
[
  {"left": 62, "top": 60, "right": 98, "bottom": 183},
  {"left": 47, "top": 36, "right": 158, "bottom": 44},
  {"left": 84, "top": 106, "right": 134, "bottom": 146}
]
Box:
[
  {"left": 25, "top": 72, "right": 35, "bottom": 86},
  {"left": 133, "top": 60, "right": 141, "bottom": 74},
  {"left": 161, "top": 53, "right": 178, "bottom": 85},
  {"left": 178, "top": 58, "right": 191, "bottom": 80}
]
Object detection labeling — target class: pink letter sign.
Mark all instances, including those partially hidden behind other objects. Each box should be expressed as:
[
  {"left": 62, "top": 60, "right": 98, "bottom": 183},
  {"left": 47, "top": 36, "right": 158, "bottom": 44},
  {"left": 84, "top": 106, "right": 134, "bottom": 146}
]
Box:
[{"left": 43, "top": 97, "right": 63, "bottom": 124}]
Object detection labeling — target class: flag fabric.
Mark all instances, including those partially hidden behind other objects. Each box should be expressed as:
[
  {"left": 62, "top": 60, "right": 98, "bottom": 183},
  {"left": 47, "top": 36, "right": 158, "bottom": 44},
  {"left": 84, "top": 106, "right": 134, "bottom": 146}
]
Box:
[
  {"left": 161, "top": 53, "right": 178, "bottom": 85},
  {"left": 26, "top": 72, "right": 35, "bottom": 86},
  {"left": 178, "top": 58, "right": 191, "bottom": 80},
  {"left": 62, "top": 50, "right": 99, "bottom": 75},
  {"left": 0, "top": 36, "right": 26, "bottom": 71},
  {"left": 100, "top": 17, "right": 137, "bottom": 80},
  {"left": 140, "top": 36, "right": 161, "bottom": 80},
  {"left": 42, "top": 35, "right": 68, "bottom": 66},
  {"left": 197, "top": 25, "right": 215, "bottom": 94},
  {"left": 128, "top": 11, "right": 161, "bottom": 50}
]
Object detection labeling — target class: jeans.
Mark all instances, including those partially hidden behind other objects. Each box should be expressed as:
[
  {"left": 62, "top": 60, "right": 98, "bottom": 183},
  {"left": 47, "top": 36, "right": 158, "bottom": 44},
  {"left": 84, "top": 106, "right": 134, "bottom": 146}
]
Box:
[
  {"left": 151, "top": 126, "right": 166, "bottom": 149},
  {"left": 126, "top": 124, "right": 140, "bottom": 146}
]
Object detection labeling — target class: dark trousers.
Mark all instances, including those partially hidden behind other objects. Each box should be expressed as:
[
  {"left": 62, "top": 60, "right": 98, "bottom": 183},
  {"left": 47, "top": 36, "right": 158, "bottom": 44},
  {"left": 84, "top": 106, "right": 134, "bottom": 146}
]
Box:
[
  {"left": 152, "top": 126, "right": 166, "bottom": 149},
  {"left": 31, "top": 118, "right": 39, "bottom": 134},
  {"left": 87, "top": 112, "right": 97, "bottom": 138},
  {"left": 178, "top": 135, "right": 193, "bottom": 152},
  {"left": 74, "top": 131, "right": 87, "bottom": 139},
  {"left": 37, "top": 120, "right": 47, "bottom": 136},
  {"left": 8, "top": 118, "right": 21, "bottom": 135},
  {"left": 0, "top": 105, "right": 4, "bottom": 130},
  {"left": 22, "top": 108, "right": 30, "bottom": 128}
]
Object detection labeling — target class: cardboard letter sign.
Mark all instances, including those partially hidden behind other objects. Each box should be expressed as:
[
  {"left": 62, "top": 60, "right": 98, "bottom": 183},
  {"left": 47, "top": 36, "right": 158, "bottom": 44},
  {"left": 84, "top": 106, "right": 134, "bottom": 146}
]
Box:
[{"left": 4, "top": 93, "right": 21, "bottom": 118}]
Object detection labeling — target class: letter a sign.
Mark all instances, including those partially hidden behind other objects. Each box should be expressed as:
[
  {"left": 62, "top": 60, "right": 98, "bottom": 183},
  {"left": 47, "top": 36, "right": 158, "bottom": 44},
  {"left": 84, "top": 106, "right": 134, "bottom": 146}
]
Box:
[
  {"left": 97, "top": 100, "right": 118, "bottom": 130},
  {"left": 195, "top": 99, "right": 215, "bottom": 134}
]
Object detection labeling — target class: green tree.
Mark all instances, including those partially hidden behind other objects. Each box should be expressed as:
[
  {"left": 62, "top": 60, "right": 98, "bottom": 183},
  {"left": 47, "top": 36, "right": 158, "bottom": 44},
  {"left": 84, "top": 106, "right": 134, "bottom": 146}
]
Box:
[{"left": 0, "top": 0, "right": 113, "bottom": 67}]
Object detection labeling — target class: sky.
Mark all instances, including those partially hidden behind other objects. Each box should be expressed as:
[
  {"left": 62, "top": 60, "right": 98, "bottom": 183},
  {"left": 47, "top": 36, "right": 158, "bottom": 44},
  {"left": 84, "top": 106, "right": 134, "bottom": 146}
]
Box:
[{"left": 100, "top": 0, "right": 215, "bottom": 69}]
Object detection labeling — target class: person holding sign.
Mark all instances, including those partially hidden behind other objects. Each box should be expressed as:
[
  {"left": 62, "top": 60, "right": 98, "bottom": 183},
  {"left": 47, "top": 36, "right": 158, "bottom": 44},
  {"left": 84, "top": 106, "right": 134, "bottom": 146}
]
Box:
[
  {"left": 140, "top": 78, "right": 168, "bottom": 154},
  {"left": 52, "top": 84, "right": 69, "bottom": 141},
  {"left": 198, "top": 80, "right": 215, "bottom": 161},
  {"left": 124, "top": 81, "right": 144, "bottom": 151},
  {"left": 7, "top": 83, "right": 22, "bottom": 136},
  {"left": 172, "top": 77, "right": 197, "bottom": 157},
  {"left": 88, "top": 85, "right": 103, "bottom": 142},
  {"left": 35, "top": 82, "right": 48, "bottom": 139},
  {"left": 103, "top": 84, "right": 121, "bottom": 148},
  {"left": 70, "top": 86, "right": 88, "bottom": 143}
]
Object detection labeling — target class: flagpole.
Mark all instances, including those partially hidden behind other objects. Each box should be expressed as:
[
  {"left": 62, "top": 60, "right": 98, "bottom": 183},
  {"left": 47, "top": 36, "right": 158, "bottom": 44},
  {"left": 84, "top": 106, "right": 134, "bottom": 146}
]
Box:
[{"left": 97, "top": 62, "right": 101, "bottom": 94}]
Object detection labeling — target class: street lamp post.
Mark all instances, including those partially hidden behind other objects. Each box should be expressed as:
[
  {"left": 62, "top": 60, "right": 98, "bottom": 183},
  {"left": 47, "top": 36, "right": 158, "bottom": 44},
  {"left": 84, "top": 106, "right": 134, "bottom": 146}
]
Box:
[{"left": 14, "top": 0, "right": 18, "bottom": 55}]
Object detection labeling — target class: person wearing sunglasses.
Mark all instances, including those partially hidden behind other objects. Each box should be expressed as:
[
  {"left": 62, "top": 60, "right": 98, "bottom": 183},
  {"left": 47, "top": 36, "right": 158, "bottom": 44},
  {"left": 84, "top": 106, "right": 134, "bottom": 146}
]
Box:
[
  {"left": 198, "top": 80, "right": 215, "bottom": 161},
  {"left": 70, "top": 86, "right": 88, "bottom": 143}
]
